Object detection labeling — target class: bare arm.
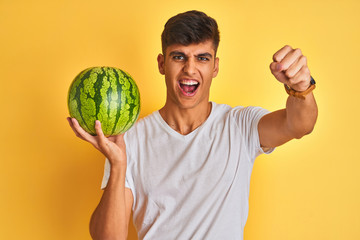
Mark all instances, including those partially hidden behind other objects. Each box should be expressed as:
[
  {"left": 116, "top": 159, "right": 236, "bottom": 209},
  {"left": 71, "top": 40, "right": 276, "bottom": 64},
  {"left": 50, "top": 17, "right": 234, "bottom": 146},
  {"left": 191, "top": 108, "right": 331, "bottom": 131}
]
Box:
[
  {"left": 89, "top": 170, "right": 134, "bottom": 240},
  {"left": 67, "top": 118, "right": 133, "bottom": 240},
  {"left": 258, "top": 45, "right": 318, "bottom": 148}
]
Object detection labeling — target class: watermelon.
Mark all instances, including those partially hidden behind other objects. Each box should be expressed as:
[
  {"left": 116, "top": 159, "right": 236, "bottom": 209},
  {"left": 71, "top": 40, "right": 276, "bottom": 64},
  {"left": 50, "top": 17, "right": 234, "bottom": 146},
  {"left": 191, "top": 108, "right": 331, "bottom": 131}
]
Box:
[{"left": 68, "top": 66, "right": 140, "bottom": 136}]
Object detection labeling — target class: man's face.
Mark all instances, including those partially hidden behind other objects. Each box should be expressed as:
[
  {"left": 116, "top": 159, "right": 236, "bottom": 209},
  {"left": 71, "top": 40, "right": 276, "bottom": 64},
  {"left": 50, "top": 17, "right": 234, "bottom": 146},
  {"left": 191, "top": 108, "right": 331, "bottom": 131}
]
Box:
[{"left": 157, "top": 40, "right": 219, "bottom": 110}]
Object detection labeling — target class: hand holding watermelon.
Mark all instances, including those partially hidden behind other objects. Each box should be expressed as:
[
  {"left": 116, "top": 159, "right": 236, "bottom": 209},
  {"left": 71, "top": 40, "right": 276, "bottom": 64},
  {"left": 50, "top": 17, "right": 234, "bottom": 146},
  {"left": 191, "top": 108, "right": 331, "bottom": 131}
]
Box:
[
  {"left": 67, "top": 66, "right": 140, "bottom": 166},
  {"left": 67, "top": 117, "right": 127, "bottom": 167}
]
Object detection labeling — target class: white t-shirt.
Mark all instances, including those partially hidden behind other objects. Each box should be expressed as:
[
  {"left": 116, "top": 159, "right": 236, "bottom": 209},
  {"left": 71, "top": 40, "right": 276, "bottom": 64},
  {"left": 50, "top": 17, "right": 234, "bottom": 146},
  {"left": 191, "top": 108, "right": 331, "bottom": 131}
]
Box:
[{"left": 101, "top": 102, "right": 274, "bottom": 240}]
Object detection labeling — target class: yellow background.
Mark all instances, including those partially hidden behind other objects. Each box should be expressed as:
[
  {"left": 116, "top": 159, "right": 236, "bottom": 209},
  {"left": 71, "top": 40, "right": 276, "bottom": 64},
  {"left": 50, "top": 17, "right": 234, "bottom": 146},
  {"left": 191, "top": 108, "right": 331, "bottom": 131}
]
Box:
[{"left": 1, "top": 0, "right": 359, "bottom": 239}]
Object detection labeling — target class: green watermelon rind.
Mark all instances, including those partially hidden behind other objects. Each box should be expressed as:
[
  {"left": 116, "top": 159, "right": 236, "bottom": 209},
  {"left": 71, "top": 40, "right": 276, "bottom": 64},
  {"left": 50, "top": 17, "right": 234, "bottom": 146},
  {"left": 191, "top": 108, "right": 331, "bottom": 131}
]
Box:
[{"left": 67, "top": 66, "right": 140, "bottom": 136}]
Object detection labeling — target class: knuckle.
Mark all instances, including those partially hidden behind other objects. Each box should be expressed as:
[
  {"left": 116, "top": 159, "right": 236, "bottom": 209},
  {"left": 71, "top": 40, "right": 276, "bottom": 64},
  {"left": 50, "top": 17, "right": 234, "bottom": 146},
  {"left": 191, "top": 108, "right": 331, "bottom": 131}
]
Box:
[
  {"left": 301, "top": 55, "right": 307, "bottom": 63},
  {"left": 300, "top": 66, "right": 309, "bottom": 75},
  {"left": 299, "top": 73, "right": 310, "bottom": 83},
  {"left": 288, "top": 77, "right": 296, "bottom": 85},
  {"left": 272, "top": 53, "right": 279, "bottom": 61},
  {"left": 285, "top": 45, "right": 293, "bottom": 50},
  {"left": 294, "top": 48, "right": 302, "bottom": 55},
  {"left": 285, "top": 69, "right": 294, "bottom": 78}
]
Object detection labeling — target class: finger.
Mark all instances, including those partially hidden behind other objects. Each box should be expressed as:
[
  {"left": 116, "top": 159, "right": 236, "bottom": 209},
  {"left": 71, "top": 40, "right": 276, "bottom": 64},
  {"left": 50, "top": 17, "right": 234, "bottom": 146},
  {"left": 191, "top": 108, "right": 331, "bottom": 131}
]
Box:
[
  {"left": 284, "top": 55, "right": 307, "bottom": 79},
  {"left": 114, "top": 133, "right": 125, "bottom": 147},
  {"left": 67, "top": 117, "right": 86, "bottom": 140},
  {"left": 95, "top": 120, "right": 108, "bottom": 149},
  {"left": 288, "top": 66, "right": 311, "bottom": 91},
  {"left": 270, "top": 61, "right": 283, "bottom": 73},
  {"left": 67, "top": 117, "right": 73, "bottom": 127},
  {"left": 113, "top": 133, "right": 127, "bottom": 160},
  {"left": 108, "top": 133, "right": 125, "bottom": 146},
  {"left": 71, "top": 118, "right": 98, "bottom": 145},
  {"left": 272, "top": 45, "right": 293, "bottom": 63},
  {"left": 278, "top": 48, "right": 303, "bottom": 71},
  {"left": 270, "top": 62, "right": 288, "bottom": 84}
]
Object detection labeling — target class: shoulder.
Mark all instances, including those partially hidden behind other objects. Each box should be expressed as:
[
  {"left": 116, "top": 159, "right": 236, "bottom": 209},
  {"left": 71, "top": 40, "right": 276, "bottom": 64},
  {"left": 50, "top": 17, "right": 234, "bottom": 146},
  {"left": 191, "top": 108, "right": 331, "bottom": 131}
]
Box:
[
  {"left": 122, "top": 112, "right": 158, "bottom": 161},
  {"left": 210, "top": 102, "right": 270, "bottom": 131},
  {"left": 210, "top": 101, "right": 233, "bottom": 119},
  {"left": 126, "top": 111, "right": 154, "bottom": 131},
  {"left": 230, "top": 106, "right": 270, "bottom": 122},
  {"left": 124, "top": 111, "right": 160, "bottom": 144},
  {"left": 211, "top": 102, "right": 267, "bottom": 119}
]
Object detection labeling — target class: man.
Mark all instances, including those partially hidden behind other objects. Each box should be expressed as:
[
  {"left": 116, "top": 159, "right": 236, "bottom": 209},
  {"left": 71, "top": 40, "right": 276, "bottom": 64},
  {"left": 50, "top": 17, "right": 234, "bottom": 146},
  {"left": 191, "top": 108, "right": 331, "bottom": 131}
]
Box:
[{"left": 68, "top": 10, "right": 317, "bottom": 240}]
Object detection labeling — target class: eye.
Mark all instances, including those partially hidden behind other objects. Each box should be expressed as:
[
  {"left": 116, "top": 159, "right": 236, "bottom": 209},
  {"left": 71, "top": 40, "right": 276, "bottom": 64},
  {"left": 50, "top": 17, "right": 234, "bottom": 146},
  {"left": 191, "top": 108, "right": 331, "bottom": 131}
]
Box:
[
  {"left": 173, "top": 55, "right": 185, "bottom": 61},
  {"left": 198, "top": 56, "right": 210, "bottom": 61}
]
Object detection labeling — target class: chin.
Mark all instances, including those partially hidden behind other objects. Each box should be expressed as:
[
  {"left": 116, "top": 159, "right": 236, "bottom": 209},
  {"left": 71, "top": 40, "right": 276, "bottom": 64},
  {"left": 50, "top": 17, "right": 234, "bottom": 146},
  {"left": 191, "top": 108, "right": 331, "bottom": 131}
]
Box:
[{"left": 177, "top": 97, "right": 208, "bottom": 110}]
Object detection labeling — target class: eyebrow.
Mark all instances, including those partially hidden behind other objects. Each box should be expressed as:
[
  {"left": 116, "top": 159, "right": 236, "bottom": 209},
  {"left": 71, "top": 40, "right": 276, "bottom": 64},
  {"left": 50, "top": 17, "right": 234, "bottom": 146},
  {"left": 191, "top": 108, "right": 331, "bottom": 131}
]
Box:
[
  {"left": 169, "top": 51, "right": 186, "bottom": 57},
  {"left": 196, "top": 53, "right": 213, "bottom": 58}
]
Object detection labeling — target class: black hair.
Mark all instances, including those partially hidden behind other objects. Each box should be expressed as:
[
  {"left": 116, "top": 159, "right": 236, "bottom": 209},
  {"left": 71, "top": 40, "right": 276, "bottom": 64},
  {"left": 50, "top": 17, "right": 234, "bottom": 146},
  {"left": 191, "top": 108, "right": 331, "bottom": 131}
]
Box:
[{"left": 161, "top": 10, "right": 220, "bottom": 55}]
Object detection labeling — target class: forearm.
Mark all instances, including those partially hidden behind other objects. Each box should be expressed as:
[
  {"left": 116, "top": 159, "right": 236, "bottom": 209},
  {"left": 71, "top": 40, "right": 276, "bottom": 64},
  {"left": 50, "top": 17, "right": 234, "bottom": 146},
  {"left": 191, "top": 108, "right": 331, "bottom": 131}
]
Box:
[
  {"left": 67, "top": 117, "right": 131, "bottom": 239},
  {"left": 90, "top": 166, "right": 128, "bottom": 240},
  {"left": 285, "top": 92, "right": 318, "bottom": 138}
]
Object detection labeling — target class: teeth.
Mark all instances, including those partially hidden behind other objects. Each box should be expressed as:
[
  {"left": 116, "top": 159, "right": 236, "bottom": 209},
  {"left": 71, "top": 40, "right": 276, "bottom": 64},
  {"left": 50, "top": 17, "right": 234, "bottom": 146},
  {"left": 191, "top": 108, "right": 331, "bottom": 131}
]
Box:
[{"left": 180, "top": 80, "right": 198, "bottom": 85}]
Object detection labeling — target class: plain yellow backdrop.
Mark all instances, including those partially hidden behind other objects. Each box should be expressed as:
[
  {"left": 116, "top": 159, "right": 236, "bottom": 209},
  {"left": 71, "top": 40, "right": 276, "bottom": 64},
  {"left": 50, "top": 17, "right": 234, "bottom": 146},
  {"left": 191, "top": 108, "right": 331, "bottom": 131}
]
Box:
[{"left": 1, "top": 0, "right": 359, "bottom": 239}]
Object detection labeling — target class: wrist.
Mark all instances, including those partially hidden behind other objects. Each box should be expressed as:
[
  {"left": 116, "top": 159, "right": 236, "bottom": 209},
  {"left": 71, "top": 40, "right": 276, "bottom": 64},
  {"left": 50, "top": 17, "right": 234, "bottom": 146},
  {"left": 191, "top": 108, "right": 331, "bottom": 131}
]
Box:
[
  {"left": 110, "top": 162, "right": 127, "bottom": 173},
  {"left": 285, "top": 76, "right": 316, "bottom": 99},
  {"left": 107, "top": 165, "right": 127, "bottom": 186}
]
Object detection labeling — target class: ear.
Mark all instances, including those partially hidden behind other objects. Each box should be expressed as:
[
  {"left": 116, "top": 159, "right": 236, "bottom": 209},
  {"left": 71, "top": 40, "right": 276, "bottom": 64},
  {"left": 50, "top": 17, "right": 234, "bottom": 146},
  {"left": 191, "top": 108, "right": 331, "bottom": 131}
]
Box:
[
  {"left": 157, "top": 54, "right": 165, "bottom": 75},
  {"left": 212, "top": 57, "right": 219, "bottom": 78}
]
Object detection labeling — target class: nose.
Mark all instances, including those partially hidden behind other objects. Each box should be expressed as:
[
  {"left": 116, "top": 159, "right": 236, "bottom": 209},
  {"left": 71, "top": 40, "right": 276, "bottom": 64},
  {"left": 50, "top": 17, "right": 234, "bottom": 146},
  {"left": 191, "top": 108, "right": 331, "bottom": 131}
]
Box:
[{"left": 183, "top": 58, "right": 196, "bottom": 75}]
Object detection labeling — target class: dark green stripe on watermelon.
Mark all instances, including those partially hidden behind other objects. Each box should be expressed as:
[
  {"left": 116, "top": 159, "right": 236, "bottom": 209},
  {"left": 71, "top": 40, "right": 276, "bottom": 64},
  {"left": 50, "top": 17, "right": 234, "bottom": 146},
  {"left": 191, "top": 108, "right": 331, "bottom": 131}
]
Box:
[
  {"left": 111, "top": 68, "right": 122, "bottom": 135},
  {"left": 68, "top": 68, "right": 94, "bottom": 134},
  {"left": 68, "top": 67, "right": 140, "bottom": 136}
]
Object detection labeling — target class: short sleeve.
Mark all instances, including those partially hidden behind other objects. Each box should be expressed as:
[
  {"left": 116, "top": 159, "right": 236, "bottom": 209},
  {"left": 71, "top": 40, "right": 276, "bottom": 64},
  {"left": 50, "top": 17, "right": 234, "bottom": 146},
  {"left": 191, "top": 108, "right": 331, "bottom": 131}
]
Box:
[
  {"left": 100, "top": 158, "right": 111, "bottom": 189},
  {"left": 100, "top": 158, "right": 132, "bottom": 190},
  {"left": 231, "top": 106, "right": 275, "bottom": 160}
]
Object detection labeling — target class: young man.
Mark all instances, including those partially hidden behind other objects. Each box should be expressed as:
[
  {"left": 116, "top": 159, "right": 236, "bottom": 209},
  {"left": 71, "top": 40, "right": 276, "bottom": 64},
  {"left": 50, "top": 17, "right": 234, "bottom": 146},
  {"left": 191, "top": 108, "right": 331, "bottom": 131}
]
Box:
[{"left": 68, "top": 10, "right": 317, "bottom": 240}]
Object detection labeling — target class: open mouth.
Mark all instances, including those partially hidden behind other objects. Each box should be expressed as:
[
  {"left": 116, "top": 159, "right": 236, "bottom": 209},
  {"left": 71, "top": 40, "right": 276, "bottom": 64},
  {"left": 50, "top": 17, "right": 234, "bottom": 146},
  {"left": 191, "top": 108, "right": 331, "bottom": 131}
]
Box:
[{"left": 178, "top": 79, "right": 200, "bottom": 96}]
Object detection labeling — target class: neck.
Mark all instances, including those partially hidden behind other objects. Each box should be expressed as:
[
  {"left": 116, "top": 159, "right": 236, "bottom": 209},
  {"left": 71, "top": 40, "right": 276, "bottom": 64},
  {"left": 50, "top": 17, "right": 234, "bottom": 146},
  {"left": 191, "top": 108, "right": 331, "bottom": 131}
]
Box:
[{"left": 159, "top": 101, "right": 212, "bottom": 135}]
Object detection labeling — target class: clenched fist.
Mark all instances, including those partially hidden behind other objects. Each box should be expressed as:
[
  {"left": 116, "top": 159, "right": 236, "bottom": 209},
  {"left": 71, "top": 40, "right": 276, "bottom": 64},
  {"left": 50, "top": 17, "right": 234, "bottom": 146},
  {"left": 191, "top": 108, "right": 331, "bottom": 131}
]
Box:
[{"left": 270, "top": 45, "right": 312, "bottom": 92}]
